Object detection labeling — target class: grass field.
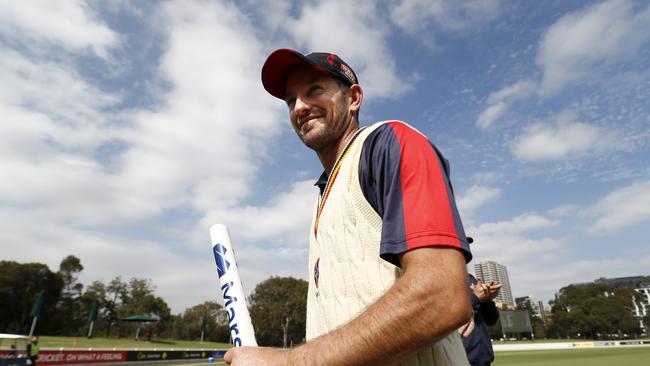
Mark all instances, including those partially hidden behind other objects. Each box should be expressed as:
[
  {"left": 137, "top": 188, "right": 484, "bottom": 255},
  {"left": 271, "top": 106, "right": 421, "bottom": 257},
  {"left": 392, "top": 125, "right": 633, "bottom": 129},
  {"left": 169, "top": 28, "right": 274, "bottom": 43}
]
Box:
[
  {"left": 494, "top": 347, "right": 650, "bottom": 366},
  {"left": 136, "top": 347, "right": 650, "bottom": 366},
  {"left": 173, "top": 347, "right": 650, "bottom": 366},
  {"left": 14, "top": 337, "right": 650, "bottom": 365},
  {"left": 35, "top": 336, "right": 230, "bottom": 350}
]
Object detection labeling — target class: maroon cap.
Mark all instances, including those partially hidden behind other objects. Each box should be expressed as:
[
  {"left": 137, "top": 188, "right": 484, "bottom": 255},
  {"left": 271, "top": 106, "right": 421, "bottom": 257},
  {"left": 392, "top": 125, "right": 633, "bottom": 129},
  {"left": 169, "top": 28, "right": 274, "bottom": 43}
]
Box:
[{"left": 261, "top": 48, "right": 358, "bottom": 99}]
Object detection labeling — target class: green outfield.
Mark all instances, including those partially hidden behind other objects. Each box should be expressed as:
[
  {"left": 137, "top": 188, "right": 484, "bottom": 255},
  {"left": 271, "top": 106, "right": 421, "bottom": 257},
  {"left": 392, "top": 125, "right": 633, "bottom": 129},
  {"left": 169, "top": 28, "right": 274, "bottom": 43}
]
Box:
[
  {"left": 35, "top": 336, "right": 230, "bottom": 349},
  {"left": 13, "top": 337, "right": 650, "bottom": 365},
  {"left": 136, "top": 346, "right": 650, "bottom": 366},
  {"left": 494, "top": 347, "right": 650, "bottom": 366}
]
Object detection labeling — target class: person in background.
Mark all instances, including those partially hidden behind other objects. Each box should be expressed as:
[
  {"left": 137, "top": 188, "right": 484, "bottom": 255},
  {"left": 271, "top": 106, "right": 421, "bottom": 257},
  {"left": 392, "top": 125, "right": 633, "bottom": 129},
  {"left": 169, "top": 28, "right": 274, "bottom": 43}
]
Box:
[
  {"left": 460, "top": 266, "right": 502, "bottom": 366},
  {"left": 27, "top": 336, "right": 40, "bottom": 366}
]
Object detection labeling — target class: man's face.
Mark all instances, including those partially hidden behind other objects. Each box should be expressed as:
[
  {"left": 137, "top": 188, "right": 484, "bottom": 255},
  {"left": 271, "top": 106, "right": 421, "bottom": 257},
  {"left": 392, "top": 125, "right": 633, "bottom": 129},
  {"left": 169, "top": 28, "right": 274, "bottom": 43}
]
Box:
[{"left": 284, "top": 66, "right": 352, "bottom": 152}]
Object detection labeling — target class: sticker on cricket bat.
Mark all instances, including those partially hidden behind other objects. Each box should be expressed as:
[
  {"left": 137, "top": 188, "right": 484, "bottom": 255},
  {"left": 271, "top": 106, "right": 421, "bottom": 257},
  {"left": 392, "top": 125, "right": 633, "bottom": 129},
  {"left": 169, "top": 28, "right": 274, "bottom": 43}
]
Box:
[{"left": 210, "top": 224, "right": 258, "bottom": 347}]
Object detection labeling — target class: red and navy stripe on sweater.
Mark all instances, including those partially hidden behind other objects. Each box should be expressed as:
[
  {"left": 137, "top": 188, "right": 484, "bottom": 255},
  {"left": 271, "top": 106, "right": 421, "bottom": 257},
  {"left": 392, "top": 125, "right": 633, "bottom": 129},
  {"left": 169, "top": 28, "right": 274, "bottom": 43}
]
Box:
[{"left": 315, "top": 121, "right": 472, "bottom": 267}]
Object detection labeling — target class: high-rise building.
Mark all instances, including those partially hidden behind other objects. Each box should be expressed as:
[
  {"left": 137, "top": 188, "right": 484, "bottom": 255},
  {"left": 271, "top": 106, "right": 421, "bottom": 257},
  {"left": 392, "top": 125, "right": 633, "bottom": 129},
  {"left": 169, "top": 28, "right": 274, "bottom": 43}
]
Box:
[
  {"left": 537, "top": 300, "right": 547, "bottom": 326},
  {"left": 474, "top": 260, "right": 514, "bottom": 308}
]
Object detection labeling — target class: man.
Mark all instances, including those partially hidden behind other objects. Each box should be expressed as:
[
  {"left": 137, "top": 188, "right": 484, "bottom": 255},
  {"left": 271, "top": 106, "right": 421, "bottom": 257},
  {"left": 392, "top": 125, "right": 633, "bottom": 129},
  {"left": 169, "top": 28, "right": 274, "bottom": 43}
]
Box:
[
  {"left": 225, "top": 49, "right": 473, "bottom": 365},
  {"left": 28, "top": 336, "right": 39, "bottom": 366},
  {"left": 460, "top": 274, "right": 501, "bottom": 366}
]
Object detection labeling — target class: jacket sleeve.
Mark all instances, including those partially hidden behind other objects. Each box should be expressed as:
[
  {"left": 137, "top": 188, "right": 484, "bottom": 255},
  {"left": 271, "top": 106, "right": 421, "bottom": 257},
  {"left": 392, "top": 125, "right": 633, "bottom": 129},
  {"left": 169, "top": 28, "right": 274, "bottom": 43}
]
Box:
[{"left": 480, "top": 301, "right": 500, "bottom": 326}]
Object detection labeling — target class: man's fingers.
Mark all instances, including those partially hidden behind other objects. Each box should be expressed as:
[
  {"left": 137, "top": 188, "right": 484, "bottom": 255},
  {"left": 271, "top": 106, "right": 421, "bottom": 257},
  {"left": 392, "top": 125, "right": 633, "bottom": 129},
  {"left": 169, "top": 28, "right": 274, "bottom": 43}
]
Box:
[
  {"left": 224, "top": 349, "right": 234, "bottom": 364},
  {"left": 459, "top": 317, "right": 475, "bottom": 337}
]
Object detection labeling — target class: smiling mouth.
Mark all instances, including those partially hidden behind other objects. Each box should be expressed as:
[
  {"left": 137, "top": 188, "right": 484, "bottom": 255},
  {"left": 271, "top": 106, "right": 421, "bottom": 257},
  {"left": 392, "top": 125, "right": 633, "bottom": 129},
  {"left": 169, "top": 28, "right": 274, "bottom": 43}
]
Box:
[
  {"left": 298, "top": 116, "right": 322, "bottom": 132},
  {"left": 299, "top": 115, "right": 320, "bottom": 126}
]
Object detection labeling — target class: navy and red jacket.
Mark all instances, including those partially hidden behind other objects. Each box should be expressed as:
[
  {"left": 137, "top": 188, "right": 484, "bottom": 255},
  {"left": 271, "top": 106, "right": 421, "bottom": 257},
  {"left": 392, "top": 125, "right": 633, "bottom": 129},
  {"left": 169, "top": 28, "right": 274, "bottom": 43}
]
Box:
[{"left": 315, "top": 121, "right": 472, "bottom": 266}]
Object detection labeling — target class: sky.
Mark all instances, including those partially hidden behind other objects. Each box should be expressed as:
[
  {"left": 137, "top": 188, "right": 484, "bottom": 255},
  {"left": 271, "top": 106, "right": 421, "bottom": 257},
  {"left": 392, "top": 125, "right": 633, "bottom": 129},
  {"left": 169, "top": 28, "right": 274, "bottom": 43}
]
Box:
[{"left": 1, "top": 0, "right": 649, "bottom": 314}]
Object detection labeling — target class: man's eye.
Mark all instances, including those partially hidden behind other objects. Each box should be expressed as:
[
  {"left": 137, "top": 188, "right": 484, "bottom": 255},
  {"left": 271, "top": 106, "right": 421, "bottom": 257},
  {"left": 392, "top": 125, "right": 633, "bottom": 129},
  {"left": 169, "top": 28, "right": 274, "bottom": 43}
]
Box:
[
  {"left": 308, "top": 86, "right": 322, "bottom": 95},
  {"left": 286, "top": 98, "right": 296, "bottom": 108}
]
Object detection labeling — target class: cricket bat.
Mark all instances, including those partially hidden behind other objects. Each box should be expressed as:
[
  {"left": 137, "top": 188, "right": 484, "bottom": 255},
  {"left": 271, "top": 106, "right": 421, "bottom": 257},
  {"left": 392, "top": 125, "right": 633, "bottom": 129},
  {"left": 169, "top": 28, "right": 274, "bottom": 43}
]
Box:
[{"left": 210, "top": 224, "right": 257, "bottom": 346}]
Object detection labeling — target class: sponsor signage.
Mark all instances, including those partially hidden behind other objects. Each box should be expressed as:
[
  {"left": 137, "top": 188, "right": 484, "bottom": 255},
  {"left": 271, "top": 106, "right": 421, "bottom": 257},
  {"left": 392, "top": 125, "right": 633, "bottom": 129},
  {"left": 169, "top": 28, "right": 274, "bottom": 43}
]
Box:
[
  {"left": 2, "top": 349, "right": 227, "bottom": 365},
  {"left": 33, "top": 351, "right": 126, "bottom": 365},
  {"left": 125, "top": 350, "right": 213, "bottom": 362}
]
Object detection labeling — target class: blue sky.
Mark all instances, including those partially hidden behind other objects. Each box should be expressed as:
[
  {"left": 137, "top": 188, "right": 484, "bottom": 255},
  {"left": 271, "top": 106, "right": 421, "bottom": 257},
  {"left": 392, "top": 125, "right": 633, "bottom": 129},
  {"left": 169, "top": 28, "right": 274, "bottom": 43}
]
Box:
[{"left": 1, "top": 0, "right": 649, "bottom": 313}]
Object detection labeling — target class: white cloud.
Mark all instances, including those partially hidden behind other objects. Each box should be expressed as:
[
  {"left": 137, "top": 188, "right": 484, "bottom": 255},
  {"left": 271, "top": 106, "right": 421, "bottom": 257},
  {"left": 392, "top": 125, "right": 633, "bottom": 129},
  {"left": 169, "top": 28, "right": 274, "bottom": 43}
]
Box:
[
  {"left": 0, "top": 48, "right": 132, "bottom": 226},
  {"left": 584, "top": 180, "right": 650, "bottom": 233},
  {"left": 390, "top": 0, "right": 504, "bottom": 35},
  {"left": 0, "top": 205, "right": 224, "bottom": 313},
  {"left": 473, "top": 213, "right": 558, "bottom": 237},
  {"left": 282, "top": 0, "right": 410, "bottom": 100},
  {"left": 0, "top": 48, "right": 119, "bottom": 136},
  {"left": 477, "top": 103, "right": 507, "bottom": 130},
  {"left": 477, "top": 79, "right": 535, "bottom": 130},
  {"left": 507, "top": 256, "right": 650, "bottom": 307},
  {"left": 470, "top": 172, "right": 501, "bottom": 185},
  {"left": 457, "top": 185, "right": 502, "bottom": 217},
  {"left": 467, "top": 210, "right": 650, "bottom": 305},
  {"left": 202, "top": 180, "right": 317, "bottom": 247},
  {"left": 0, "top": 0, "right": 296, "bottom": 311},
  {"left": 537, "top": 0, "right": 650, "bottom": 95},
  {"left": 487, "top": 80, "right": 535, "bottom": 105},
  {"left": 548, "top": 204, "right": 579, "bottom": 218},
  {"left": 467, "top": 212, "right": 564, "bottom": 303},
  {"left": 242, "top": 0, "right": 292, "bottom": 36},
  {"left": 0, "top": 0, "right": 118, "bottom": 58},
  {"left": 114, "top": 0, "right": 283, "bottom": 214},
  {"left": 511, "top": 112, "right": 605, "bottom": 161}
]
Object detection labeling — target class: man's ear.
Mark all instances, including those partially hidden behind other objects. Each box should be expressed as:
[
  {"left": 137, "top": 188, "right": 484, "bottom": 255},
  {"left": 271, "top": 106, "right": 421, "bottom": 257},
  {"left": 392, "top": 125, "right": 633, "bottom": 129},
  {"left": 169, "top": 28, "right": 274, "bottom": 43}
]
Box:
[{"left": 348, "top": 84, "right": 363, "bottom": 114}]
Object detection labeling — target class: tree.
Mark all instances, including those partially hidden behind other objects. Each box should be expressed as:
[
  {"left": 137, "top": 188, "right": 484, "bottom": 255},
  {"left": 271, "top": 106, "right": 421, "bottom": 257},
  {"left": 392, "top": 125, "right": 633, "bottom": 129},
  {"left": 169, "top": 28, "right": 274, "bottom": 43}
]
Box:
[
  {"left": 79, "top": 281, "right": 109, "bottom": 337},
  {"left": 0, "top": 261, "right": 63, "bottom": 334},
  {"left": 105, "top": 276, "right": 128, "bottom": 337},
  {"left": 59, "top": 255, "right": 84, "bottom": 298},
  {"left": 52, "top": 255, "right": 86, "bottom": 335},
  {"left": 548, "top": 283, "right": 642, "bottom": 339},
  {"left": 249, "top": 277, "right": 308, "bottom": 347},
  {"left": 117, "top": 278, "right": 172, "bottom": 338},
  {"left": 173, "top": 301, "right": 230, "bottom": 342}
]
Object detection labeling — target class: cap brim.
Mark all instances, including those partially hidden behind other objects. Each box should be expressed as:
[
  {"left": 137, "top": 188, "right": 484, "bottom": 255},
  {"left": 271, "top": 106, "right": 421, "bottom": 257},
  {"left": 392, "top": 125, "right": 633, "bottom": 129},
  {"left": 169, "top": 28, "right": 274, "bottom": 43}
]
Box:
[
  {"left": 262, "top": 48, "right": 329, "bottom": 100},
  {"left": 261, "top": 49, "right": 315, "bottom": 99}
]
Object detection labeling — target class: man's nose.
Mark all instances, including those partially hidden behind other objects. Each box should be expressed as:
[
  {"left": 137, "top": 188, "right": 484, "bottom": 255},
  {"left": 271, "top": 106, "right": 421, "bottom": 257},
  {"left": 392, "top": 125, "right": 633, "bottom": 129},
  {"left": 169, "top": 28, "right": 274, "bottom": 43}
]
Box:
[{"left": 294, "top": 97, "right": 310, "bottom": 117}]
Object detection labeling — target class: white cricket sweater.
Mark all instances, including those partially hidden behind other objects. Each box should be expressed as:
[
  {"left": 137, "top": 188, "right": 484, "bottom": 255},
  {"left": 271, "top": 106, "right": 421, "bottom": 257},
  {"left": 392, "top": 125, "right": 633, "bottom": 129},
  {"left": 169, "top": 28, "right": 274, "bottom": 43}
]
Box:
[{"left": 306, "top": 121, "right": 469, "bottom": 366}]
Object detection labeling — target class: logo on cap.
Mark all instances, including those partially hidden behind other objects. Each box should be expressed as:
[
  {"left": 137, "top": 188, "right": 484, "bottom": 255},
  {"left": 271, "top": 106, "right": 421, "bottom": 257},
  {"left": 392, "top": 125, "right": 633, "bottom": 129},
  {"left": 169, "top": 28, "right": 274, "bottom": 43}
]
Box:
[{"left": 339, "top": 63, "right": 356, "bottom": 84}]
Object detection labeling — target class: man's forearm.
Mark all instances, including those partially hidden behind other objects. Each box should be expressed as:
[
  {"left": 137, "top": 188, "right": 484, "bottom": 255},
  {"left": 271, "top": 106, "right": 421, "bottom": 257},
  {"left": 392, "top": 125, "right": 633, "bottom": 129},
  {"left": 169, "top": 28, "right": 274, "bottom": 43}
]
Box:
[{"left": 288, "top": 247, "right": 471, "bottom": 366}]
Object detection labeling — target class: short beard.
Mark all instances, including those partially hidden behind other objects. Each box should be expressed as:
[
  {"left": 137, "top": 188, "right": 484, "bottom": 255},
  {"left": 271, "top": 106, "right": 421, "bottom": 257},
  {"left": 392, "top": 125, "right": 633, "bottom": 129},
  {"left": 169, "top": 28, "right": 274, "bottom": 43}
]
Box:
[{"left": 300, "top": 109, "right": 352, "bottom": 151}]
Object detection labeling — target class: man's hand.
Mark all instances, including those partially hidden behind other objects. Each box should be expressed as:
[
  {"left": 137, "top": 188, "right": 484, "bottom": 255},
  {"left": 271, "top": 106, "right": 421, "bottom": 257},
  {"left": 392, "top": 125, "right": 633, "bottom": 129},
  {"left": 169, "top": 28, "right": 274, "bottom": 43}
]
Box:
[
  {"left": 470, "top": 278, "right": 502, "bottom": 302},
  {"left": 458, "top": 315, "right": 475, "bottom": 337},
  {"left": 224, "top": 347, "right": 288, "bottom": 366}
]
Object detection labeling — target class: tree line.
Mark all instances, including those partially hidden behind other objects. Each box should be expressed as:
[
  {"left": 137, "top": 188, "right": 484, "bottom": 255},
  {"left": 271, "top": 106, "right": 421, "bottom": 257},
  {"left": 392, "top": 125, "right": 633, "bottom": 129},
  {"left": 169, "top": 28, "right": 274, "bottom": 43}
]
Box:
[
  {"left": 0, "top": 256, "right": 306, "bottom": 346},
  {"left": 545, "top": 282, "right": 648, "bottom": 339},
  {"left": 487, "top": 282, "right": 649, "bottom": 340},
  {"left": 3, "top": 256, "right": 646, "bottom": 344}
]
